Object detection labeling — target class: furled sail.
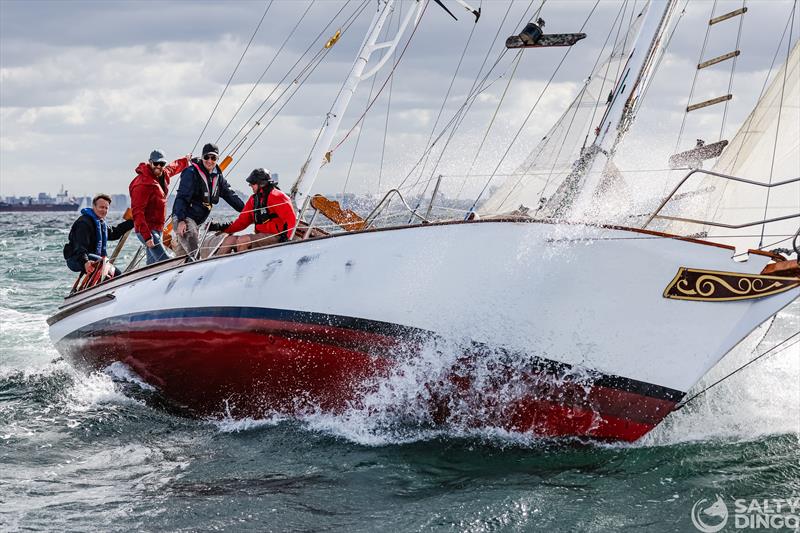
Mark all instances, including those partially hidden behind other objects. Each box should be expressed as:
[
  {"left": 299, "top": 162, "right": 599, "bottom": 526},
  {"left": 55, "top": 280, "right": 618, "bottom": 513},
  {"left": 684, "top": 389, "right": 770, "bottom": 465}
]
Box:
[
  {"left": 479, "top": 8, "right": 646, "bottom": 217},
  {"left": 661, "top": 41, "right": 799, "bottom": 253}
]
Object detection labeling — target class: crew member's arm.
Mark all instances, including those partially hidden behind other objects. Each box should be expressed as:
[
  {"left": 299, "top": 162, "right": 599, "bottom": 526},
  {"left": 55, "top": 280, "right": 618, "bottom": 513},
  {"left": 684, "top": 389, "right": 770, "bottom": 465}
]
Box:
[
  {"left": 129, "top": 182, "right": 151, "bottom": 241},
  {"left": 164, "top": 155, "right": 191, "bottom": 179},
  {"left": 108, "top": 219, "right": 135, "bottom": 240},
  {"left": 218, "top": 175, "right": 246, "bottom": 212},
  {"left": 224, "top": 196, "right": 255, "bottom": 234},
  {"left": 271, "top": 192, "right": 298, "bottom": 241}
]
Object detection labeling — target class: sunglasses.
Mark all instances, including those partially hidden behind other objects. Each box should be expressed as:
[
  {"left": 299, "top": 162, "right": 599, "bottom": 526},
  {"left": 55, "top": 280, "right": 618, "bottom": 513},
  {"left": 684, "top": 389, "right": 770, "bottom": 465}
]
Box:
[
  {"left": 203, "top": 154, "right": 218, "bottom": 161},
  {"left": 152, "top": 161, "right": 166, "bottom": 168}
]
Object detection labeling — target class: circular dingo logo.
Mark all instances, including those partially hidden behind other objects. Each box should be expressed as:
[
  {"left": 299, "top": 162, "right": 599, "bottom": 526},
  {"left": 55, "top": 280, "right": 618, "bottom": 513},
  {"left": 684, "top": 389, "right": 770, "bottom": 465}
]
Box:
[{"left": 691, "top": 495, "right": 729, "bottom": 533}]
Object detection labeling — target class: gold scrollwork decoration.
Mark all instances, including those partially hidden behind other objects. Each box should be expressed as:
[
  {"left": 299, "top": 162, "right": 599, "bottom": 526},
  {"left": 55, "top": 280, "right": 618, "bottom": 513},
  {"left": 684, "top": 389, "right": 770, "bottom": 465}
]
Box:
[{"left": 664, "top": 267, "right": 800, "bottom": 302}]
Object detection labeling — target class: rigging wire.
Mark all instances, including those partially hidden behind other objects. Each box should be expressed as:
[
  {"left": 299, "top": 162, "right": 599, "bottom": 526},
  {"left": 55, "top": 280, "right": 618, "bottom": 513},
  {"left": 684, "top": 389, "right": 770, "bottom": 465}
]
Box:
[
  {"left": 405, "top": 0, "right": 524, "bottom": 195},
  {"left": 191, "top": 0, "right": 273, "bottom": 154},
  {"left": 215, "top": 0, "right": 323, "bottom": 147},
  {"left": 226, "top": 1, "right": 371, "bottom": 176},
  {"left": 454, "top": 50, "right": 524, "bottom": 199},
  {"left": 221, "top": 0, "right": 364, "bottom": 156},
  {"left": 718, "top": 0, "right": 747, "bottom": 140},
  {"left": 583, "top": 0, "right": 629, "bottom": 149},
  {"left": 331, "top": 0, "right": 430, "bottom": 155},
  {"left": 673, "top": 331, "right": 800, "bottom": 411},
  {"left": 378, "top": 1, "right": 403, "bottom": 193},
  {"left": 500, "top": 1, "right": 629, "bottom": 214},
  {"left": 705, "top": 7, "right": 795, "bottom": 231},
  {"left": 226, "top": 0, "right": 370, "bottom": 174},
  {"left": 343, "top": 7, "right": 397, "bottom": 197},
  {"left": 411, "top": 0, "right": 482, "bottom": 201},
  {"left": 759, "top": 0, "right": 796, "bottom": 249},
  {"left": 673, "top": 0, "right": 717, "bottom": 155},
  {"left": 465, "top": 0, "right": 602, "bottom": 216}
]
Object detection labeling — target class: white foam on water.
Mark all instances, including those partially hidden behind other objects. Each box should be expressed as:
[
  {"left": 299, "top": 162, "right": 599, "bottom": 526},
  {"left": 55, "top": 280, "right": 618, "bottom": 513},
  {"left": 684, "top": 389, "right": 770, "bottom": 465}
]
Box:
[
  {"left": 104, "top": 361, "right": 156, "bottom": 391},
  {"left": 63, "top": 369, "right": 143, "bottom": 413},
  {"left": 213, "top": 414, "right": 288, "bottom": 433},
  {"left": 0, "top": 307, "right": 60, "bottom": 375}
]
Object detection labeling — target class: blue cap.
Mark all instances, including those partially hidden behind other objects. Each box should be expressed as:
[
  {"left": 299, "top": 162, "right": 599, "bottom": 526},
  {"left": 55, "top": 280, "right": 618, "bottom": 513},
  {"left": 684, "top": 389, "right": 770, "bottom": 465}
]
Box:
[{"left": 149, "top": 149, "right": 167, "bottom": 163}]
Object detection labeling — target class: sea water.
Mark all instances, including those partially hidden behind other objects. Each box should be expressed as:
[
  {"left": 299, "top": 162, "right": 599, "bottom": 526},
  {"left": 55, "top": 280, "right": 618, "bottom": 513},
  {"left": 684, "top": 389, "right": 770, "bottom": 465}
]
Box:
[{"left": 1, "top": 213, "right": 798, "bottom": 532}]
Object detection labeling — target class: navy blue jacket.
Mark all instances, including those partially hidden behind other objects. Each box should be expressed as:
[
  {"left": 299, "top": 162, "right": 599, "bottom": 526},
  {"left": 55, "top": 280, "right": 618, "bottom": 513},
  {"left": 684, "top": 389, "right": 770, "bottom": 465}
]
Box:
[
  {"left": 63, "top": 213, "right": 133, "bottom": 265},
  {"left": 172, "top": 158, "right": 244, "bottom": 224}
]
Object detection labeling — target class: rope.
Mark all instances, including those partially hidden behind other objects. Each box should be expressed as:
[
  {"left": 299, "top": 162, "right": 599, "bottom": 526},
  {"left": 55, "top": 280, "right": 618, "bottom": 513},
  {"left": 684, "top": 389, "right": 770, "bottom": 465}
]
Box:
[
  {"left": 378, "top": 1, "right": 402, "bottom": 193},
  {"left": 221, "top": 0, "right": 365, "bottom": 157},
  {"left": 331, "top": 0, "right": 429, "bottom": 154},
  {"left": 343, "top": 7, "right": 394, "bottom": 197},
  {"left": 673, "top": 0, "right": 717, "bottom": 156},
  {"left": 759, "top": 0, "right": 796, "bottom": 249},
  {"left": 215, "top": 0, "right": 322, "bottom": 147},
  {"left": 673, "top": 332, "right": 800, "bottom": 411},
  {"left": 706, "top": 10, "right": 794, "bottom": 229},
  {"left": 226, "top": 0, "right": 370, "bottom": 176},
  {"left": 395, "top": 0, "right": 522, "bottom": 193},
  {"left": 191, "top": 0, "right": 273, "bottom": 154},
  {"left": 466, "top": 0, "right": 602, "bottom": 216},
  {"left": 411, "top": 0, "right": 482, "bottom": 203},
  {"left": 718, "top": 0, "right": 746, "bottom": 141}
]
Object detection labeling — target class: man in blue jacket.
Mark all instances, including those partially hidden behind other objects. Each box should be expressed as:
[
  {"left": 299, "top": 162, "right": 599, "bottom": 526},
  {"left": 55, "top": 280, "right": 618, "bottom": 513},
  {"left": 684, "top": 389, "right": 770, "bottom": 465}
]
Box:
[
  {"left": 63, "top": 194, "right": 134, "bottom": 278},
  {"left": 172, "top": 142, "right": 244, "bottom": 256}
]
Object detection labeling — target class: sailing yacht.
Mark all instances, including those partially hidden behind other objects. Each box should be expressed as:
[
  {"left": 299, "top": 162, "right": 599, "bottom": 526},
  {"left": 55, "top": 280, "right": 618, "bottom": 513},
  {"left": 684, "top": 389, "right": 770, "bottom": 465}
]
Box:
[{"left": 48, "top": 0, "right": 799, "bottom": 442}]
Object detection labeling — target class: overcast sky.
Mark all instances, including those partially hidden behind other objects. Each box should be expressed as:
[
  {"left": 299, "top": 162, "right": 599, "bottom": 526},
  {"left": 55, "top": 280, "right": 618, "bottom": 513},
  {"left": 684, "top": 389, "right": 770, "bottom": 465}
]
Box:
[{"left": 1, "top": 0, "right": 797, "bottom": 201}]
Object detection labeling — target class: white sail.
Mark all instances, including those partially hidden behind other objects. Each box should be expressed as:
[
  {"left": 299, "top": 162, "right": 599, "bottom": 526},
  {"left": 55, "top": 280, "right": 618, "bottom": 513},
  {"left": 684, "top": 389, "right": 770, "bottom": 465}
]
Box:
[
  {"left": 479, "top": 7, "right": 646, "bottom": 216},
  {"left": 663, "top": 41, "right": 800, "bottom": 252}
]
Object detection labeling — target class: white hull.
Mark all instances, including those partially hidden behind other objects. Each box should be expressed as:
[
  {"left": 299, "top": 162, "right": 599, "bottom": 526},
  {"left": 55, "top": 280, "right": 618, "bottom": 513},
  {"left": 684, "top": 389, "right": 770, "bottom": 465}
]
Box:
[{"left": 48, "top": 221, "right": 798, "bottom": 439}]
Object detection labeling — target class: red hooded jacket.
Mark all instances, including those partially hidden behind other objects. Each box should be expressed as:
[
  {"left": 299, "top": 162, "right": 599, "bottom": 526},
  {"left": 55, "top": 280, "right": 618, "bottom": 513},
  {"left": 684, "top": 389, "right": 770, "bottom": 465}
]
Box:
[
  {"left": 129, "top": 157, "right": 189, "bottom": 241},
  {"left": 225, "top": 186, "right": 297, "bottom": 237}
]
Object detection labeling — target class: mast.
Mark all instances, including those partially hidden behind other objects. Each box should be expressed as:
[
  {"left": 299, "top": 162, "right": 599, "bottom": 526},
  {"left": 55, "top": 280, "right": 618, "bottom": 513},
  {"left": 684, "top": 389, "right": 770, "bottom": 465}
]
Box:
[
  {"left": 291, "top": 0, "right": 427, "bottom": 214},
  {"left": 566, "top": 0, "right": 679, "bottom": 219}
]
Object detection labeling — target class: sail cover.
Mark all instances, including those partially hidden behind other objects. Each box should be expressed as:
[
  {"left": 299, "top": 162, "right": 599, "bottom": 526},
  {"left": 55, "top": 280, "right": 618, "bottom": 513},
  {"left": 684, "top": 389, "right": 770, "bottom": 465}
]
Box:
[{"left": 479, "top": 9, "right": 646, "bottom": 216}]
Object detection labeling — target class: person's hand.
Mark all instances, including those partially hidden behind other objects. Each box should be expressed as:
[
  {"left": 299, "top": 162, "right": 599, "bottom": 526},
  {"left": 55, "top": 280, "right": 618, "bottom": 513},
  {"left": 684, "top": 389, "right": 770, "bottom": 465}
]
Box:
[
  {"left": 178, "top": 220, "right": 187, "bottom": 237},
  {"left": 145, "top": 238, "right": 155, "bottom": 248},
  {"left": 85, "top": 260, "right": 96, "bottom": 274},
  {"left": 185, "top": 153, "right": 192, "bottom": 161}
]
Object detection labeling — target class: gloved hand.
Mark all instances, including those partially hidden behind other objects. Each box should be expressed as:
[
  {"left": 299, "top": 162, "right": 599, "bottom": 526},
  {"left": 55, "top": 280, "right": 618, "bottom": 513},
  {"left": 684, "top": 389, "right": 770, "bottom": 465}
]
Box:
[{"left": 208, "top": 221, "right": 231, "bottom": 232}]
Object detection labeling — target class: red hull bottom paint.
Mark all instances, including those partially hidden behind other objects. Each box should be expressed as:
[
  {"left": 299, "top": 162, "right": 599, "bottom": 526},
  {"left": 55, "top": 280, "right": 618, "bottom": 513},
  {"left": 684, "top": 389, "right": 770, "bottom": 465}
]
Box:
[{"left": 59, "top": 312, "right": 681, "bottom": 442}]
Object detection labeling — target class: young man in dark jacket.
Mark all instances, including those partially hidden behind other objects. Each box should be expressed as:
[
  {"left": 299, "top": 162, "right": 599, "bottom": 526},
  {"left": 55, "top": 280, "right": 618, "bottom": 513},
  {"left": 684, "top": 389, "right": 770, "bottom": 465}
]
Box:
[
  {"left": 172, "top": 142, "right": 244, "bottom": 256},
  {"left": 63, "top": 194, "right": 134, "bottom": 278},
  {"left": 129, "top": 149, "right": 190, "bottom": 264}
]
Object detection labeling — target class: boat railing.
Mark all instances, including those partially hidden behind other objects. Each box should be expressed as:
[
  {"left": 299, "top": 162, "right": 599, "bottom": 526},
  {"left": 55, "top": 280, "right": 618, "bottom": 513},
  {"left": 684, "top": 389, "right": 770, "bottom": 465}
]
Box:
[
  {"left": 362, "top": 188, "right": 430, "bottom": 229},
  {"left": 643, "top": 168, "right": 800, "bottom": 233}
]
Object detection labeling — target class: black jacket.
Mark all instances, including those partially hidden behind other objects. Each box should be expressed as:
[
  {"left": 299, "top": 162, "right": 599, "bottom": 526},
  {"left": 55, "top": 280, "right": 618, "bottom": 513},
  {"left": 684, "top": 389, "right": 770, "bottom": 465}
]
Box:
[
  {"left": 63, "top": 213, "right": 133, "bottom": 265},
  {"left": 172, "top": 158, "right": 244, "bottom": 225}
]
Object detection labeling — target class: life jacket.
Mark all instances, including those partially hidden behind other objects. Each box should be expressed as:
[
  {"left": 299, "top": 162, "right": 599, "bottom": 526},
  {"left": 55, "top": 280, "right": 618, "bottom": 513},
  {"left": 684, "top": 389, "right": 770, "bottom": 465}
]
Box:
[
  {"left": 253, "top": 184, "right": 279, "bottom": 225},
  {"left": 191, "top": 162, "right": 220, "bottom": 207}
]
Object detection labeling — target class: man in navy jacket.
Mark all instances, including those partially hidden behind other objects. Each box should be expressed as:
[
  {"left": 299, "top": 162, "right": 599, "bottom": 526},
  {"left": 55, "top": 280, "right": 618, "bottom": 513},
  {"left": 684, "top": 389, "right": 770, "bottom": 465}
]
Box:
[
  {"left": 172, "top": 143, "right": 244, "bottom": 256},
  {"left": 63, "top": 194, "right": 133, "bottom": 278}
]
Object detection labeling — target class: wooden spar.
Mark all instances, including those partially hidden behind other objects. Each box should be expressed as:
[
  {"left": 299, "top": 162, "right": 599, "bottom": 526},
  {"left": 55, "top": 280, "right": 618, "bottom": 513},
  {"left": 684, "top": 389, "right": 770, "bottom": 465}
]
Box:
[
  {"left": 698, "top": 50, "right": 740, "bottom": 70},
  {"left": 687, "top": 94, "right": 732, "bottom": 112},
  {"left": 709, "top": 7, "right": 747, "bottom": 26}
]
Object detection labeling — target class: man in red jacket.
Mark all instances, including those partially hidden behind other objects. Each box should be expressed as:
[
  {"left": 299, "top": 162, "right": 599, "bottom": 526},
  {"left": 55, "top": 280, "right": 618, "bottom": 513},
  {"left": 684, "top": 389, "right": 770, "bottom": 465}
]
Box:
[
  {"left": 209, "top": 168, "right": 297, "bottom": 254},
  {"left": 129, "top": 149, "right": 190, "bottom": 264}
]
